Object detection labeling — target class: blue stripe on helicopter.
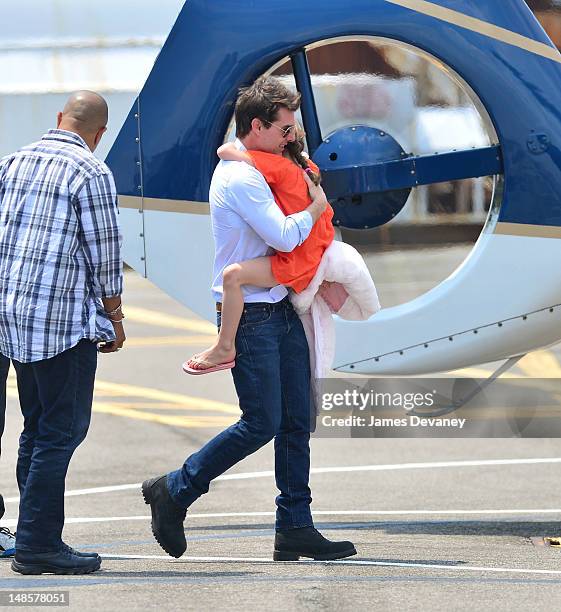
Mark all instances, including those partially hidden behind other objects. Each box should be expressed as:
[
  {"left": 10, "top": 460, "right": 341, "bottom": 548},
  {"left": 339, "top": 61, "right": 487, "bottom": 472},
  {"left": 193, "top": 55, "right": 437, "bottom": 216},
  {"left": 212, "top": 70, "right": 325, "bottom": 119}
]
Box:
[{"left": 107, "top": 0, "right": 561, "bottom": 228}]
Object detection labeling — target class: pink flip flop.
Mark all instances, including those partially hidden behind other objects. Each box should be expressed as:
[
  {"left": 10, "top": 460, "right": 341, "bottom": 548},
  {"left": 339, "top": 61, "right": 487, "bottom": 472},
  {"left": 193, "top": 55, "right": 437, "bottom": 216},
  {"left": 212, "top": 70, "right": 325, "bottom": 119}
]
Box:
[{"left": 182, "top": 358, "right": 235, "bottom": 375}]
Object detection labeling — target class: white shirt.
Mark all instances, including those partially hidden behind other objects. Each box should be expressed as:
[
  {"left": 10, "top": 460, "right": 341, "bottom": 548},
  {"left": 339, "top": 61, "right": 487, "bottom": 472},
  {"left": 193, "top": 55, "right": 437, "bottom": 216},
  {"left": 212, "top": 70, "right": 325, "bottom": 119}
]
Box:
[{"left": 210, "top": 140, "right": 313, "bottom": 303}]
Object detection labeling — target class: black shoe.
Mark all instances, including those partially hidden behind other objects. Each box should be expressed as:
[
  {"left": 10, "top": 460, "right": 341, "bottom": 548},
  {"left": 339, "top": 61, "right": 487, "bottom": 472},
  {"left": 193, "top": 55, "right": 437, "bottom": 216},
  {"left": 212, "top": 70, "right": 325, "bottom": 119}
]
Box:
[
  {"left": 62, "top": 542, "right": 101, "bottom": 559},
  {"left": 274, "top": 526, "right": 357, "bottom": 561},
  {"left": 142, "top": 475, "right": 187, "bottom": 558},
  {"left": 11, "top": 549, "right": 101, "bottom": 575}
]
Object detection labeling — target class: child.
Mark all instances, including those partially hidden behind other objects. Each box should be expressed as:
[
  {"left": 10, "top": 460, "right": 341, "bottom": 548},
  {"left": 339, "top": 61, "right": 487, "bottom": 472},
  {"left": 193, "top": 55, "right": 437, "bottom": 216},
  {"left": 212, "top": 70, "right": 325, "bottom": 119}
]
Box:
[{"left": 183, "top": 126, "right": 334, "bottom": 374}]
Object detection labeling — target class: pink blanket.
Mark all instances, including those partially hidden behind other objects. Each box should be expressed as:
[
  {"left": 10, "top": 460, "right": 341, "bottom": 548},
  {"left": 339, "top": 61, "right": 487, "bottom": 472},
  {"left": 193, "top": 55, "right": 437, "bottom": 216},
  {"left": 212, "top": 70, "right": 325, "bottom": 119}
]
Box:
[{"left": 289, "top": 240, "right": 381, "bottom": 384}]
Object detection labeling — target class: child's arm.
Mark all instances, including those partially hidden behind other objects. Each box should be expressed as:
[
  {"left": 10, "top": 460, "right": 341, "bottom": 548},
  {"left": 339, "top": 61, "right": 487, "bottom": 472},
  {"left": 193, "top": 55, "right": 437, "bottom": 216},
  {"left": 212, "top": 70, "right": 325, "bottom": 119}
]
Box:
[{"left": 217, "top": 142, "right": 255, "bottom": 166}]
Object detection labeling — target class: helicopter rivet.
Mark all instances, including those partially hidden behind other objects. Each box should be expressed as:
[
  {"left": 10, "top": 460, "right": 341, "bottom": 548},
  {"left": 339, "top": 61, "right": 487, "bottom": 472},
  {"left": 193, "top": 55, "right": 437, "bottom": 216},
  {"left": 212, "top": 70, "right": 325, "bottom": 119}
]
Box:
[
  {"left": 550, "top": 308, "right": 554, "bottom": 313},
  {"left": 498, "top": 322, "right": 503, "bottom": 327},
  {"left": 449, "top": 337, "right": 453, "bottom": 341},
  {"left": 135, "top": 113, "right": 139, "bottom": 119},
  {"left": 380, "top": 131, "right": 385, "bottom": 136},
  {"left": 375, "top": 357, "right": 379, "bottom": 362},
  {"left": 136, "top": 161, "right": 141, "bottom": 166},
  {"left": 135, "top": 137, "right": 139, "bottom": 143},
  {"left": 410, "top": 170, "right": 415, "bottom": 175},
  {"left": 350, "top": 364, "right": 355, "bottom": 369},
  {"left": 473, "top": 330, "right": 478, "bottom": 334},
  {"left": 424, "top": 344, "right": 428, "bottom": 348},
  {"left": 399, "top": 351, "right": 404, "bottom": 355},
  {"left": 523, "top": 315, "right": 527, "bottom": 320}
]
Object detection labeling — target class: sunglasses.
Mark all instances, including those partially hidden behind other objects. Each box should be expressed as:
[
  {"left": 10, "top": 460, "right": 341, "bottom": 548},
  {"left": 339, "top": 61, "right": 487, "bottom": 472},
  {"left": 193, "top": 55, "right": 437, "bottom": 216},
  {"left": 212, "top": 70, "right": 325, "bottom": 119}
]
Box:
[{"left": 261, "top": 119, "right": 296, "bottom": 138}]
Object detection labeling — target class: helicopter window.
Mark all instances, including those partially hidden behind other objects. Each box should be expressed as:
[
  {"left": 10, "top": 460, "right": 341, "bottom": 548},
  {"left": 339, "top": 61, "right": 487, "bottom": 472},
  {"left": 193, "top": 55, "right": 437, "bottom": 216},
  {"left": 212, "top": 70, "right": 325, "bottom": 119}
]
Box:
[
  {"left": 223, "top": 38, "right": 501, "bottom": 308},
  {"left": 274, "top": 38, "right": 499, "bottom": 308}
]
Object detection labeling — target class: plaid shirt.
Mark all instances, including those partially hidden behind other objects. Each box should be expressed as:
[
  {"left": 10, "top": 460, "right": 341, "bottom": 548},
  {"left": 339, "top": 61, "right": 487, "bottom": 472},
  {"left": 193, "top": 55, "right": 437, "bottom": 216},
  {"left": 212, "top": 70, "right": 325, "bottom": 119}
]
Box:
[{"left": 0, "top": 129, "right": 122, "bottom": 363}]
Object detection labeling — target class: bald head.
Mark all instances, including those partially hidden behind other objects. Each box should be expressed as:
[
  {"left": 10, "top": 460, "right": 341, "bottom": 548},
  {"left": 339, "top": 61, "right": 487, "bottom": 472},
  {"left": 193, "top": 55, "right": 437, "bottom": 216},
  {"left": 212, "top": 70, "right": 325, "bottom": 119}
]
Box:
[
  {"left": 62, "top": 91, "right": 108, "bottom": 130},
  {"left": 57, "top": 91, "right": 108, "bottom": 151}
]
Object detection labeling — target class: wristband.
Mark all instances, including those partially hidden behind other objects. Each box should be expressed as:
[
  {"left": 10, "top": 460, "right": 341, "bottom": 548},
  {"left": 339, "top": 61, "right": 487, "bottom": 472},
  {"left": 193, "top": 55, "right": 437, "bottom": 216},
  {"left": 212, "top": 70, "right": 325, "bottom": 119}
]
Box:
[{"left": 105, "top": 303, "right": 122, "bottom": 316}]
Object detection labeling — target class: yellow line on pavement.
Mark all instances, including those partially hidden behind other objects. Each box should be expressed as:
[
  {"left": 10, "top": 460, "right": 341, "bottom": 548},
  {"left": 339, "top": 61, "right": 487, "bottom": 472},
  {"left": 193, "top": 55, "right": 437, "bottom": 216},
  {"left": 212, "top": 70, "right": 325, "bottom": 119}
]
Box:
[
  {"left": 518, "top": 350, "right": 561, "bottom": 378},
  {"left": 448, "top": 367, "right": 492, "bottom": 377},
  {"left": 94, "top": 379, "right": 239, "bottom": 414},
  {"left": 125, "top": 335, "right": 217, "bottom": 347},
  {"left": 126, "top": 306, "right": 216, "bottom": 334},
  {"left": 90, "top": 388, "right": 128, "bottom": 398},
  {"left": 103, "top": 401, "right": 234, "bottom": 413},
  {"left": 447, "top": 351, "right": 561, "bottom": 379},
  {"left": 449, "top": 367, "right": 524, "bottom": 379},
  {"left": 7, "top": 379, "right": 240, "bottom": 421},
  {"left": 93, "top": 401, "right": 236, "bottom": 428}
]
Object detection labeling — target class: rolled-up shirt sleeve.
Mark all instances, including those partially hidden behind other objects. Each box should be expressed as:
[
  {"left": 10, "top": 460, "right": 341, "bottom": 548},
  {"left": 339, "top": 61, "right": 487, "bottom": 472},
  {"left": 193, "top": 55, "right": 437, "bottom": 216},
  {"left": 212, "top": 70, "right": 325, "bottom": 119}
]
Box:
[
  {"left": 75, "top": 170, "right": 123, "bottom": 298},
  {"left": 227, "top": 167, "right": 312, "bottom": 252}
]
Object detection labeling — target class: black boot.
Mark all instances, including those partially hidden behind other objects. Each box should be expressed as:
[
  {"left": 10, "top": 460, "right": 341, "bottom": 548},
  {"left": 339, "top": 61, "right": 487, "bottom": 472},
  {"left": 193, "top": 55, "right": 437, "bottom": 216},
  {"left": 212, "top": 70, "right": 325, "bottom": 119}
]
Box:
[
  {"left": 142, "top": 475, "right": 187, "bottom": 558},
  {"left": 62, "top": 542, "right": 101, "bottom": 559},
  {"left": 11, "top": 549, "right": 101, "bottom": 575},
  {"left": 274, "top": 526, "right": 357, "bottom": 561}
]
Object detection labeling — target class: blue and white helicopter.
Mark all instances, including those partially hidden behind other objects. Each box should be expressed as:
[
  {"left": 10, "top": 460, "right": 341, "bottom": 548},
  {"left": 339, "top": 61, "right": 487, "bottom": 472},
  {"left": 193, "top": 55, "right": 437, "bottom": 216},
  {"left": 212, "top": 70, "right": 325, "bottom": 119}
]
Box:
[{"left": 106, "top": 0, "right": 561, "bottom": 382}]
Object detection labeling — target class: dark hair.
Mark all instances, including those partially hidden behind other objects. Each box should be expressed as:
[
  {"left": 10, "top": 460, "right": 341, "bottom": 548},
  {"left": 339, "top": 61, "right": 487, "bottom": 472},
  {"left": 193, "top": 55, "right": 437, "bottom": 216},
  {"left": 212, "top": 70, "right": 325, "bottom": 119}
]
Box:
[
  {"left": 285, "top": 124, "right": 321, "bottom": 186},
  {"left": 235, "top": 76, "right": 301, "bottom": 138}
]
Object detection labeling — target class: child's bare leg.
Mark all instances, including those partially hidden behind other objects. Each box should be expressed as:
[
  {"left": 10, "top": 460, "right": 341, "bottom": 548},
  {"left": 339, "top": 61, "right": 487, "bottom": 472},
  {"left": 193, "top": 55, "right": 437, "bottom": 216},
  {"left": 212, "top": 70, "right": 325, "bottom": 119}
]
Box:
[
  {"left": 219, "top": 257, "right": 277, "bottom": 353},
  {"left": 187, "top": 257, "right": 277, "bottom": 370}
]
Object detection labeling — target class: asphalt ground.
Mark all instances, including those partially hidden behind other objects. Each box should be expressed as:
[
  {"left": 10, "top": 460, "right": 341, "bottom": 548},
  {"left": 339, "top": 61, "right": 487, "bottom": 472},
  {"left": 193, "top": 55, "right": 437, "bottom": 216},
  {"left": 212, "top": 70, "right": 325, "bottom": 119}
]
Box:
[{"left": 2, "top": 246, "right": 561, "bottom": 611}]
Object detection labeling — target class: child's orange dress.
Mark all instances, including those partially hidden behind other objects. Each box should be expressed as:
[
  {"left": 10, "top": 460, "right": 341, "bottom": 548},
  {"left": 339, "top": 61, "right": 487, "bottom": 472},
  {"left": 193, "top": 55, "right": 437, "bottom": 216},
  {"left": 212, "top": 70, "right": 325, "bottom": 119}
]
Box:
[{"left": 248, "top": 150, "right": 334, "bottom": 293}]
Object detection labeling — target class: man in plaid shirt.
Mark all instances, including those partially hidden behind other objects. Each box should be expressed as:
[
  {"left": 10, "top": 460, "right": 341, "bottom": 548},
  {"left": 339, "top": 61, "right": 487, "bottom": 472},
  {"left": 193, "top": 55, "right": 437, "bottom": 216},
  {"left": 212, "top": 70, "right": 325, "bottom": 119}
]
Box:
[{"left": 0, "top": 91, "right": 125, "bottom": 575}]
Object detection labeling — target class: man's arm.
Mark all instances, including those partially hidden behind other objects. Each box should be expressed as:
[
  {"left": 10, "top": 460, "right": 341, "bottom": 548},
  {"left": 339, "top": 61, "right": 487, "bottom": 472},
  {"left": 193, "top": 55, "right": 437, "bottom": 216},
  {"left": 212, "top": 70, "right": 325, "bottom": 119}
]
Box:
[
  {"left": 228, "top": 168, "right": 328, "bottom": 252},
  {"left": 75, "top": 170, "right": 125, "bottom": 352},
  {"left": 99, "top": 295, "right": 126, "bottom": 353}
]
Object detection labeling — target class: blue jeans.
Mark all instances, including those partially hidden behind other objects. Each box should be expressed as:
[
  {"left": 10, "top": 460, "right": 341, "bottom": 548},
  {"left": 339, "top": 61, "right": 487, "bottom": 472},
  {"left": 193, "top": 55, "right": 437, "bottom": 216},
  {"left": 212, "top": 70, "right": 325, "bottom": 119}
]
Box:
[
  {"left": 0, "top": 352, "right": 9, "bottom": 520},
  {"left": 12, "top": 340, "right": 97, "bottom": 552},
  {"left": 167, "top": 297, "right": 314, "bottom": 530}
]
